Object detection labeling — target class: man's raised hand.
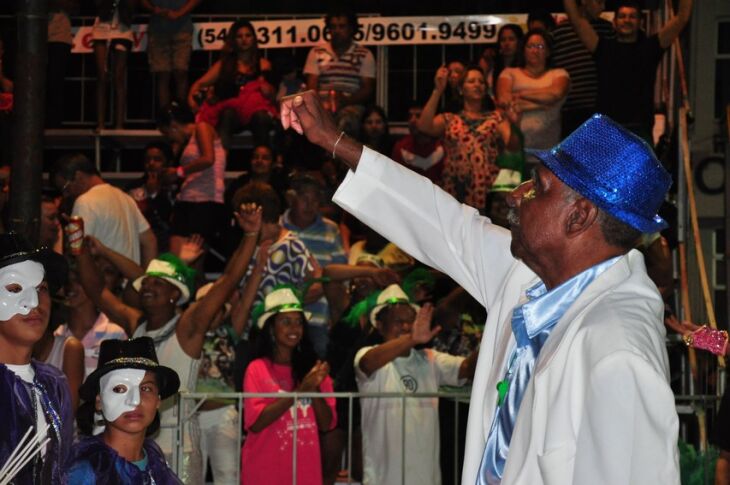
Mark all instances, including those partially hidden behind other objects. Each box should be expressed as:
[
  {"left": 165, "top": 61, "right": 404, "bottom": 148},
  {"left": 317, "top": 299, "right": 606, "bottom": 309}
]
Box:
[
  {"left": 411, "top": 303, "right": 441, "bottom": 345},
  {"left": 280, "top": 90, "right": 338, "bottom": 149}
]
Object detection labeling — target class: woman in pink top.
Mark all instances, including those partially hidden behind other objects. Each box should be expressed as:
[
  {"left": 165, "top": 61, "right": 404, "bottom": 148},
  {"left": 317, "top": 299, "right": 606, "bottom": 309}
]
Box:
[
  {"left": 242, "top": 287, "right": 336, "bottom": 485},
  {"left": 158, "top": 103, "right": 227, "bottom": 257}
]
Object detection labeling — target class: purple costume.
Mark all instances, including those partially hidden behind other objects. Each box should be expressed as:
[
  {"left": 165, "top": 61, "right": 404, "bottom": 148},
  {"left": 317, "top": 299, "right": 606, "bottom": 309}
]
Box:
[
  {"left": 64, "top": 436, "right": 183, "bottom": 484},
  {"left": 0, "top": 361, "right": 74, "bottom": 484}
]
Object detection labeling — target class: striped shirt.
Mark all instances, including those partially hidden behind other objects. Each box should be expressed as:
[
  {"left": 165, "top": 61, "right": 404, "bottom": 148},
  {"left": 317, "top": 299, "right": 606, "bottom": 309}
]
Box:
[
  {"left": 303, "top": 42, "right": 375, "bottom": 95},
  {"left": 552, "top": 17, "right": 615, "bottom": 111}
]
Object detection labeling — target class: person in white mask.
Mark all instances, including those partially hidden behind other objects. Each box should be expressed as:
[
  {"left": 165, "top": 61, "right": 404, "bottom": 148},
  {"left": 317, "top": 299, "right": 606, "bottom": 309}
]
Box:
[
  {"left": 66, "top": 336, "right": 182, "bottom": 484},
  {"left": 0, "top": 232, "right": 72, "bottom": 485}
]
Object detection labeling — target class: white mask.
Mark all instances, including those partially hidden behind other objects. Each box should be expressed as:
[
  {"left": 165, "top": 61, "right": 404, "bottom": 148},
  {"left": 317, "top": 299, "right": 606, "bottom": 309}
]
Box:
[
  {"left": 100, "top": 369, "right": 146, "bottom": 422},
  {"left": 0, "top": 261, "right": 44, "bottom": 321}
]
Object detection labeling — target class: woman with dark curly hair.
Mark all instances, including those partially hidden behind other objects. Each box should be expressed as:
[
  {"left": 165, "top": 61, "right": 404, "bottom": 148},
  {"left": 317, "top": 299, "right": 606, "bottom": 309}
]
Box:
[
  {"left": 418, "top": 65, "right": 518, "bottom": 213},
  {"left": 188, "top": 20, "right": 277, "bottom": 148}
]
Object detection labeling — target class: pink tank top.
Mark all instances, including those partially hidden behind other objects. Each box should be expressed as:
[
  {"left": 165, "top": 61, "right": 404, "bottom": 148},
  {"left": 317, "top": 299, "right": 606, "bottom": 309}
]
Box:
[{"left": 178, "top": 131, "right": 227, "bottom": 204}]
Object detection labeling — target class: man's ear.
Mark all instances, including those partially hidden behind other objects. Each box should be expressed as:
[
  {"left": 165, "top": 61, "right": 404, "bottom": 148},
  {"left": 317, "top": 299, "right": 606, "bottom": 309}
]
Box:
[
  {"left": 95, "top": 395, "right": 102, "bottom": 412},
  {"left": 285, "top": 189, "right": 298, "bottom": 208},
  {"left": 173, "top": 287, "right": 182, "bottom": 303},
  {"left": 565, "top": 198, "right": 599, "bottom": 239}
]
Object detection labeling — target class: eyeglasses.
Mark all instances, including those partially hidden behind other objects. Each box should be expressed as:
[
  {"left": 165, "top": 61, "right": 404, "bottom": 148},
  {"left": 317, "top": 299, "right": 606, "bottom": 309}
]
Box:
[
  {"left": 60, "top": 180, "right": 71, "bottom": 194},
  {"left": 526, "top": 43, "right": 546, "bottom": 50}
]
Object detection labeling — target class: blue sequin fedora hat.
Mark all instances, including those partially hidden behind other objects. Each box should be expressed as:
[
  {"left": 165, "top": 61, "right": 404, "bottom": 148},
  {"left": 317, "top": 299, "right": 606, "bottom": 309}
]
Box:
[{"left": 528, "top": 114, "right": 671, "bottom": 233}]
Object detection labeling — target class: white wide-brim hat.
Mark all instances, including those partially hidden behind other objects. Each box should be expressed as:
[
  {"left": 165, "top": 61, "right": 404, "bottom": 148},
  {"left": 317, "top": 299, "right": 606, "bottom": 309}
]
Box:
[
  {"left": 369, "top": 283, "right": 420, "bottom": 327},
  {"left": 256, "top": 287, "right": 312, "bottom": 329},
  {"left": 132, "top": 256, "right": 192, "bottom": 305}
]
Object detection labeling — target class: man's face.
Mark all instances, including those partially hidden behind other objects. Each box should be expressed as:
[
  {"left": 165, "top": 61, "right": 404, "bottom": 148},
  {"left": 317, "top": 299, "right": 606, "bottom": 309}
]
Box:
[
  {"left": 614, "top": 6, "right": 641, "bottom": 39},
  {"left": 40, "top": 201, "right": 60, "bottom": 247},
  {"left": 250, "top": 146, "right": 273, "bottom": 176},
  {"left": 582, "top": 0, "right": 606, "bottom": 19},
  {"left": 407, "top": 107, "right": 423, "bottom": 135},
  {"left": 54, "top": 171, "right": 83, "bottom": 200},
  {"left": 377, "top": 303, "right": 417, "bottom": 342},
  {"left": 144, "top": 147, "right": 168, "bottom": 174},
  {"left": 328, "top": 16, "right": 353, "bottom": 48},
  {"left": 506, "top": 165, "right": 575, "bottom": 270},
  {"left": 290, "top": 186, "right": 320, "bottom": 227},
  {"left": 139, "top": 276, "right": 180, "bottom": 308}
]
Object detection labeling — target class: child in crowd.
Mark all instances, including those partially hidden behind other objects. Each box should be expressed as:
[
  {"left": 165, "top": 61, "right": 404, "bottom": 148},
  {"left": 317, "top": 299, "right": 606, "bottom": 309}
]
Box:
[
  {"left": 355, "top": 284, "right": 478, "bottom": 485},
  {"left": 66, "top": 337, "right": 182, "bottom": 484},
  {"left": 241, "top": 286, "right": 336, "bottom": 485}
]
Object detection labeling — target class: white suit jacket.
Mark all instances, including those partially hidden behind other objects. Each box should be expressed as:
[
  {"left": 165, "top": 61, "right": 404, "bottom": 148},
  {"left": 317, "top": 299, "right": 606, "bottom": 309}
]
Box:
[{"left": 333, "top": 147, "right": 679, "bottom": 485}]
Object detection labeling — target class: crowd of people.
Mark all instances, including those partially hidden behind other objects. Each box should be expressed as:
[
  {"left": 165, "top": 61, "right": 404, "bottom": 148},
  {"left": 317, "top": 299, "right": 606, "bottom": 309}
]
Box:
[{"left": 2, "top": 1, "right": 729, "bottom": 485}]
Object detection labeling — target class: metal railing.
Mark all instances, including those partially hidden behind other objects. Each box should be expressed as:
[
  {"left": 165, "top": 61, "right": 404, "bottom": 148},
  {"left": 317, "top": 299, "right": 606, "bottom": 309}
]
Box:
[
  {"left": 160, "top": 386, "right": 724, "bottom": 485},
  {"left": 169, "top": 389, "right": 471, "bottom": 485}
]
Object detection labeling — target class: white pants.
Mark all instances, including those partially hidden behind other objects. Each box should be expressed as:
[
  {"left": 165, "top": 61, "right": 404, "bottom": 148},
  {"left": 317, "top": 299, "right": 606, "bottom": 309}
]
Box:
[{"left": 198, "top": 404, "right": 240, "bottom": 484}]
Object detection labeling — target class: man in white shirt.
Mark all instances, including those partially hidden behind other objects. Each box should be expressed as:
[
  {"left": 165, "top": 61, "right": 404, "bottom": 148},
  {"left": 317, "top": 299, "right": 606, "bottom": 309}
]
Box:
[
  {"left": 53, "top": 153, "right": 157, "bottom": 266},
  {"left": 355, "top": 284, "right": 476, "bottom": 485}
]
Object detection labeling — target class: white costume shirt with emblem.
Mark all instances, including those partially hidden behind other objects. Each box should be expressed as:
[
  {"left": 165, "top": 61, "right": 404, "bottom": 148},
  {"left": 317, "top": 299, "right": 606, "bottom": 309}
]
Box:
[{"left": 354, "top": 347, "right": 464, "bottom": 485}]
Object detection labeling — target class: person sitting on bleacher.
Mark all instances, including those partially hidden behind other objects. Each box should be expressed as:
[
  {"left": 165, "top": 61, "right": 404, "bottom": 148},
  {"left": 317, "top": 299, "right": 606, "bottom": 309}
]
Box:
[
  {"left": 188, "top": 20, "right": 278, "bottom": 150},
  {"left": 304, "top": 8, "right": 375, "bottom": 137},
  {"left": 126, "top": 141, "right": 177, "bottom": 253}
]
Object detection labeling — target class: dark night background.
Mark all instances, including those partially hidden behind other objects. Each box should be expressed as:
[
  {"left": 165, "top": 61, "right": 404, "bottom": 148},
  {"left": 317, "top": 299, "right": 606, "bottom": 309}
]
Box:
[{"left": 0, "top": 0, "right": 665, "bottom": 16}]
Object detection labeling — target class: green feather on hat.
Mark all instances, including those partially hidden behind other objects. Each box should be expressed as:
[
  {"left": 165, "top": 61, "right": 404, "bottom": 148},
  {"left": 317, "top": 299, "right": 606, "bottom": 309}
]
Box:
[
  {"left": 402, "top": 267, "right": 436, "bottom": 302},
  {"left": 342, "top": 290, "right": 380, "bottom": 328}
]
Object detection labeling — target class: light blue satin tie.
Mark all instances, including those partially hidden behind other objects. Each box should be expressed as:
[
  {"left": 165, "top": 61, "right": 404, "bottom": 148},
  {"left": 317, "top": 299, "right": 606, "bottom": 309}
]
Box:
[{"left": 476, "top": 256, "right": 619, "bottom": 484}]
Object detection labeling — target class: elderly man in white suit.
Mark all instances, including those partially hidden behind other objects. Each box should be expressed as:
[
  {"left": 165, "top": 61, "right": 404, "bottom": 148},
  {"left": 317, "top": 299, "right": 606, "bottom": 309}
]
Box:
[{"left": 280, "top": 91, "right": 679, "bottom": 485}]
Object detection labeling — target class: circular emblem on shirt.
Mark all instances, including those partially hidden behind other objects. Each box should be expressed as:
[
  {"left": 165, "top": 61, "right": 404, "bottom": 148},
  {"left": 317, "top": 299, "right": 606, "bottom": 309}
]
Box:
[
  {"left": 270, "top": 249, "right": 285, "bottom": 265},
  {"left": 400, "top": 375, "right": 418, "bottom": 393}
]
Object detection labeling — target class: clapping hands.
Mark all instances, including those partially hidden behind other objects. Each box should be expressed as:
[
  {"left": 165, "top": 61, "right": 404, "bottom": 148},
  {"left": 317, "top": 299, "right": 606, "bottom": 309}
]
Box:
[{"left": 299, "top": 360, "right": 330, "bottom": 392}]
